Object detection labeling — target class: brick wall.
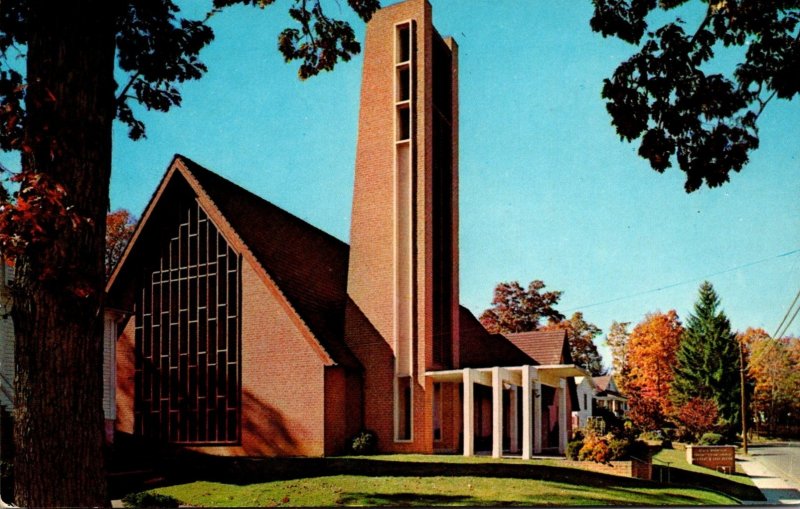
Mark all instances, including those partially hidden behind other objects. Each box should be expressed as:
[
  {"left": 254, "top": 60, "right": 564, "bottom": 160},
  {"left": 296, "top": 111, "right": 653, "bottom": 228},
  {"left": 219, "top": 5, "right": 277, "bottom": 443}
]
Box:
[
  {"left": 116, "top": 317, "right": 135, "bottom": 435},
  {"left": 345, "top": 0, "right": 458, "bottom": 457},
  {"left": 210, "top": 258, "right": 327, "bottom": 456},
  {"left": 116, "top": 244, "right": 333, "bottom": 456},
  {"left": 562, "top": 459, "right": 652, "bottom": 481}
]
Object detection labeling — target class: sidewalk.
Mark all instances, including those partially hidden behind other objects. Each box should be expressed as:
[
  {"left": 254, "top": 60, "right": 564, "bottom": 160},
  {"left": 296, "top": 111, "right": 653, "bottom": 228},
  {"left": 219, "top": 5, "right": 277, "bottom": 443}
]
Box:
[{"left": 738, "top": 454, "right": 800, "bottom": 505}]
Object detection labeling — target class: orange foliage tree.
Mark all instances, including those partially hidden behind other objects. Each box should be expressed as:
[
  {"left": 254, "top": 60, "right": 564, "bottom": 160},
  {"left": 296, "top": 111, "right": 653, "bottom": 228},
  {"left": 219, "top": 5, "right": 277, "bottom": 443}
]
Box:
[
  {"left": 741, "top": 328, "right": 800, "bottom": 435},
  {"left": 676, "top": 397, "right": 719, "bottom": 439},
  {"left": 105, "top": 208, "right": 137, "bottom": 278},
  {"left": 625, "top": 310, "right": 683, "bottom": 430}
]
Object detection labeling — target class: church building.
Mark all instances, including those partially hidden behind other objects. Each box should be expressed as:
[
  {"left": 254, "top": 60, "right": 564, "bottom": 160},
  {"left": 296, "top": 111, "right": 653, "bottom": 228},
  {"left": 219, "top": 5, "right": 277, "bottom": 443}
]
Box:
[{"left": 106, "top": 0, "right": 586, "bottom": 458}]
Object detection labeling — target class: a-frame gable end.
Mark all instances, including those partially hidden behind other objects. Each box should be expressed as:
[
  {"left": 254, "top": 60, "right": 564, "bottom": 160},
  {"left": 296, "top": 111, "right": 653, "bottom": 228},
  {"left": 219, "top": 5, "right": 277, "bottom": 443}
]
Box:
[
  {"left": 106, "top": 156, "right": 337, "bottom": 368},
  {"left": 106, "top": 156, "right": 183, "bottom": 295},
  {"left": 172, "top": 158, "right": 337, "bottom": 367}
]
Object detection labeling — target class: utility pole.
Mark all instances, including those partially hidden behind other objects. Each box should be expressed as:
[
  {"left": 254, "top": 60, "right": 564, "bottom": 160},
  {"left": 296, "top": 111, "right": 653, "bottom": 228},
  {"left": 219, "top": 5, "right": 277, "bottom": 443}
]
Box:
[{"left": 739, "top": 340, "right": 748, "bottom": 455}]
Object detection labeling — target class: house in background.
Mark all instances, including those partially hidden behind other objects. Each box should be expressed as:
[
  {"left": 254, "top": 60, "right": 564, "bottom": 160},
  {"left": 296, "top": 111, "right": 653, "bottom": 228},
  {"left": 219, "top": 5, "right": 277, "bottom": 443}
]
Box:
[
  {"left": 0, "top": 262, "right": 120, "bottom": 448},
  {"left": 106, "top": 0, "right": 588, "bottom": 458},
  {"left": 572, "top": 376, "right": 597, "bottom": 430},
  {"left": 571, "top": 374, "right": 629, "bottom": 431},
  {"left": 592, "top": 375, "right": 628, "bottom": 418}
]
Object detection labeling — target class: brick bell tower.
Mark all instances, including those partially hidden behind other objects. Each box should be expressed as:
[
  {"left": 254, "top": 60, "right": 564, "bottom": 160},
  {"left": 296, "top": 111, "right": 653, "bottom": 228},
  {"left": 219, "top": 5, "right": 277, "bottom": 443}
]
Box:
[{"left": 346, "top": 0, "right": 459, "bottom": 451}]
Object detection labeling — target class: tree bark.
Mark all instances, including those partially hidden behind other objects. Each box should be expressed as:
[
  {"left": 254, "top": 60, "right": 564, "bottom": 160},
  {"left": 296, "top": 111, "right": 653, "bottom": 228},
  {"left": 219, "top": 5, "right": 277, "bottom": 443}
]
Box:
[{"left": 11, "top": 2, "right": 116, "bottom": 506}]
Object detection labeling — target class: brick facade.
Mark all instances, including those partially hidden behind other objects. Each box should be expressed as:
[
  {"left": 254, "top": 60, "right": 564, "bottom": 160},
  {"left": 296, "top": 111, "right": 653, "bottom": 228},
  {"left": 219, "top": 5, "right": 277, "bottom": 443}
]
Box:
[
  {"left": 346, "top": 0, "right": 458, "bottom": 455},
  {"left": 109, "top": 0, "right": 579, "bottom": 459}
]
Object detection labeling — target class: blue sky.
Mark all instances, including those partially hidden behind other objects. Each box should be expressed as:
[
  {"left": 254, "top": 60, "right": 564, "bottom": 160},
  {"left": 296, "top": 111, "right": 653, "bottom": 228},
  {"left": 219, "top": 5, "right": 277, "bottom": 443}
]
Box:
[{"left": 104, "top": 0, "right": 799, "bottom": 366}]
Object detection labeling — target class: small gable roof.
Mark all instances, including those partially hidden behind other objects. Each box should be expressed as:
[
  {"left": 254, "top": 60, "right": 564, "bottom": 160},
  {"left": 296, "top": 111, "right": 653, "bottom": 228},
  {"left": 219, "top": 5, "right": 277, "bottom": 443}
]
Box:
[
  {"left": 592, "top": 375, "right": 612, "bottom": 392},
  {"left": 107, "top": 155, "right": 361, "bottom": 370},
  {"left": 593, "top": 375, "right": 626, "bottom": 399},
  {"left": 505, "top": 330, "right": 571, "bottom": 366},
  {"left": 458, "top": 306, "right": 535, "bottom": 368}
]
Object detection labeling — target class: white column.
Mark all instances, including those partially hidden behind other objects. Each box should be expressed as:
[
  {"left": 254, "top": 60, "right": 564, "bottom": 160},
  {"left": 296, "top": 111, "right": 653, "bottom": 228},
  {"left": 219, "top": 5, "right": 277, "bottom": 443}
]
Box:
[
  {"left": 509, "top": 386, "right": 519, "bottom": 454},
  {"left": 558, "top": 379, "right": 567, "bottom": 455},
  {"left": 521, "top": 366, "right": 532, "bottom": 459},
  {"left": 462, "top": 368, "right": 474, "bottom": 457},
  {"left": 492, "top": 367, "right": 503, "bottom": 458},
  {"left": 533, "top": 379, "right": 542, "bottom": 454}
]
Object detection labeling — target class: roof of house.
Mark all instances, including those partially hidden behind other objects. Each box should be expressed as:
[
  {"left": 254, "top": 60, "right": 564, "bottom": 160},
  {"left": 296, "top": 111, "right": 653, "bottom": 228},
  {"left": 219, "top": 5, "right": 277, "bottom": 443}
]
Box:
[
  {"left": 592, "top": 375, "right": 612, "bottom": 392},
  {"left": 108, "top": 155, "right": 361, "bottom": 370},
  {"left": 592, "top": 375, "right": 626, "bottom": 400},
  {"left": 505, "top": 330, "right": 571, "bottom": 366},
  {"left": 183, "top": 157, "right": 362, "bottom": 370},
  {"left": 458, "top": 307, "right": 536, "bottom": 368}
]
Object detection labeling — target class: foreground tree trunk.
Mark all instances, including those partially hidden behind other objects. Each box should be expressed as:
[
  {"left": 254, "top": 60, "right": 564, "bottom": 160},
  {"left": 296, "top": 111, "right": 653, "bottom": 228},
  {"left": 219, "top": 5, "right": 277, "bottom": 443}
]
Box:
[{"left": 11, "top": 2, "right": 116, "bottom": 506}]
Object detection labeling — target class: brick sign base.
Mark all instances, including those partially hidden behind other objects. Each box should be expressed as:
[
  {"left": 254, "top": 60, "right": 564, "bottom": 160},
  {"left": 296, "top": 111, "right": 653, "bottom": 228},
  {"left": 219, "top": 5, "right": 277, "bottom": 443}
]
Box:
[{"left": 686, "top": 445, "right": 735, "bottom": 473}]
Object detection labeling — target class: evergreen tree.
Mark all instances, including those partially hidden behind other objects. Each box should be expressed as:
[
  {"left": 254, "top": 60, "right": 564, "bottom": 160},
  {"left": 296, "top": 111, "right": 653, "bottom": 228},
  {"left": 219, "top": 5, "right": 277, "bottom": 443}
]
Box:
[{"left": 671, "top": 282, "right": 741, "bottom": 437}]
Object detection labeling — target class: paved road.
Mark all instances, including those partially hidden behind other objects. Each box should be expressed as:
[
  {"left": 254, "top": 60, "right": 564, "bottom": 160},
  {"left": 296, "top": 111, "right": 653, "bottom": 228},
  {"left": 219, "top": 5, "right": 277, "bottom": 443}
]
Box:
[{"left": 748, "top": 443, "right": 800, "bottom": 489}]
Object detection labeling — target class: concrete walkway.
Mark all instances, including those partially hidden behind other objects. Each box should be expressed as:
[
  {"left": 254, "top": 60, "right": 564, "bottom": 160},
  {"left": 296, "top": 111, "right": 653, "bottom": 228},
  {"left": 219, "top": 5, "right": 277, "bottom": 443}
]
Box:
[{"left": 738, "top": 454, "right": 800, "bottom": 505}]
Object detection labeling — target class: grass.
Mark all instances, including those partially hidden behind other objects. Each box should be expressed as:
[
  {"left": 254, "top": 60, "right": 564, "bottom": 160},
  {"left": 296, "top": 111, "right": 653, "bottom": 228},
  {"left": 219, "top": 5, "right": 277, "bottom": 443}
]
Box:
[
  {"left": 149, "top": 475, "right": 736, "bottom": 507},
  {"left": 651, "top": 447, "right": 763, "bottom": 502},
  {"left": 122, "top": 454, "right": 742, "bottom": 507}
]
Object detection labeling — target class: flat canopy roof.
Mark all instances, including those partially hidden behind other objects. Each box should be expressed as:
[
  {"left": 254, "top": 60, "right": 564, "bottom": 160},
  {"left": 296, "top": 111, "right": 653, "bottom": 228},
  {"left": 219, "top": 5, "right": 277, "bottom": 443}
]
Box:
[{"left": 425, "top": 364, "right": 590, "bottom": 384}]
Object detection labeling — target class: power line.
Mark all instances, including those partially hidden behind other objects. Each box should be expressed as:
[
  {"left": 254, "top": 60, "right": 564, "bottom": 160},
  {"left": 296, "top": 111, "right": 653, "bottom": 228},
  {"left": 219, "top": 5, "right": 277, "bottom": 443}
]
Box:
[
  {"left": 565, "top": 248, "right": 800, "bottom": 313},
  {"left": 749, "top": 286, "right": 800, "bottom": 366},
  {"left": 773, "top": 287, "right": 800, "bottom": 339},
  {"left": 776, "top": 303, "right": 800, "bottom": 339}
]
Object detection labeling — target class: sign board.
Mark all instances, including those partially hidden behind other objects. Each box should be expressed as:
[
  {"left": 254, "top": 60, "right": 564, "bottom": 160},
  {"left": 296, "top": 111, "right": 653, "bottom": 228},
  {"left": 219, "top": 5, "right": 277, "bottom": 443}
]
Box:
[{"left": 686, "top": 445, "right": 735, "bottom": 472}]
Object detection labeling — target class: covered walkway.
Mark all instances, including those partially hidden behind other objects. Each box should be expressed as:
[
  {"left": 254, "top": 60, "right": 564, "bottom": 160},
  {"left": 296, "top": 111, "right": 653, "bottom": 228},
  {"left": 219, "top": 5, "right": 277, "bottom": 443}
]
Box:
[{"left": 427, "top": 364, "right": 587, "bottom": 458}]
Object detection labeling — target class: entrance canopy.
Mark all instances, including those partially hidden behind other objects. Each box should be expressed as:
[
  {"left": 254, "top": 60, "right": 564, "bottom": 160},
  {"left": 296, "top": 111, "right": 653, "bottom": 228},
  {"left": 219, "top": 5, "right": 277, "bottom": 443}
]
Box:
[
  {"left": 427, "top": 364, "right": 587, "bottom": 387},
  {"left": 426, "top": 364, "right": 589, "bottom": 458}
]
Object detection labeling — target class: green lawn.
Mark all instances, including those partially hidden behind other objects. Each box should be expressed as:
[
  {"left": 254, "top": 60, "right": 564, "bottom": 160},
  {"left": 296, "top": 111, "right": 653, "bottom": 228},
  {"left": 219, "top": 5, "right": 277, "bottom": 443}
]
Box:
[
  {"left": 651, "top": 447, "right": 762, "bottom": 502},
  {"left": 124, "top": 454, "right": 742, "bottom": 507},
  {"left": 149, "top": 475, "right": 736, "bottom": 506}
]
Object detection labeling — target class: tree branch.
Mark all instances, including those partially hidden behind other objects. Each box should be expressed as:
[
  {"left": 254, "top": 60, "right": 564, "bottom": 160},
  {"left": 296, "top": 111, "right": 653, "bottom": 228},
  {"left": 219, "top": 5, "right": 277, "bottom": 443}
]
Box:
[{"left": 115, "top": 72, "right": 140, "bottom": 104}]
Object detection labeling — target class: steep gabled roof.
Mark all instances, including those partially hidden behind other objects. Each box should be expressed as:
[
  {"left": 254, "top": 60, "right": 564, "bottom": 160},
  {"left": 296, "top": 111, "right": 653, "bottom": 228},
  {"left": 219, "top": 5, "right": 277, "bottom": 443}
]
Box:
[
  {"left": 107, "top": 155, "right": 361, "bottom": 370},
  {"left": 593, "top": 375, "right": 626, "bottom": 399},
  {"left": 505, "top": 330, "right": 571, "bottom": 366},
  {"left": 592, "top": 375, "right": 612, "bottom": 392},
  {"left": 458, "top": 307, "right": 535, "bottom": 368}
]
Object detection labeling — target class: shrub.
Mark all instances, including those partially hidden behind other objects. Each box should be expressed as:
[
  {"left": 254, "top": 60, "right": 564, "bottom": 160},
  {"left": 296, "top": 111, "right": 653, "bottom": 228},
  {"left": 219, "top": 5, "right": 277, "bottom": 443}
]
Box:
[
  {"left": 607, "top": 438, "right": 629, "bottom": 460},
  {"left": 566, "top": 439, "right": 583, "bottom": 460},
  {"left": 578, "top": 432, "right": 613, "bottom": 464},
  {"left": 699, "top": 432, "right": 725, "bottom": 445},
  {"left": 122, "top": 491, "right": 180, "bottom": 508},
  {"left": 593, "top": 407, "right": 624, "bottom": 435},
  {"left": 674, "top": 426, "right": 695, "bottom": 444},
  {"left": 349, "top": 429, "right": 378, "bottom": 455},
  {"left": 590, "top": 440, "right": 612, "bottom": 464},
  {"left": 661, "top": 437, "right": 673, "bottom": 449}
]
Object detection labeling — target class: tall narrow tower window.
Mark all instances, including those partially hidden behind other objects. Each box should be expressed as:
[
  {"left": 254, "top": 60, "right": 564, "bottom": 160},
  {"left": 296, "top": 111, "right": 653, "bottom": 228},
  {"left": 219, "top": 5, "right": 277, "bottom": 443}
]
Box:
[
  {"left": 393, "top": 19, "right": 415, "bottom": 442},
  {"left": 396, "top": 106, "right": 411, "bottom": 141}
]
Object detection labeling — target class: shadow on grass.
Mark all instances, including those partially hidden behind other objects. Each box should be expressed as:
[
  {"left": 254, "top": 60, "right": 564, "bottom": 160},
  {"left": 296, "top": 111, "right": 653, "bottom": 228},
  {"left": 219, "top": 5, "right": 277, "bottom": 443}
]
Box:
[
  {"left": 336, "top": 492, "right": 483, "bottom": 506},
  {"left": 652, "top": 464, "right": 764, "bottom": 501},
  {"left": 106, "top": 436, "right": 762, "bottom": 503}
]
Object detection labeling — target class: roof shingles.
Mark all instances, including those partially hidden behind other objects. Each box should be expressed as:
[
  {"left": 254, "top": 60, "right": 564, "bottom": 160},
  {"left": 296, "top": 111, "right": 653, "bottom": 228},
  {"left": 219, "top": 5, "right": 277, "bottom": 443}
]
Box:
[
  {"left": 505, "top": 330, "right": 571, "bottom": 366},
  {"left": 174, "top": 156, "right": 360, "bottom": 370}
]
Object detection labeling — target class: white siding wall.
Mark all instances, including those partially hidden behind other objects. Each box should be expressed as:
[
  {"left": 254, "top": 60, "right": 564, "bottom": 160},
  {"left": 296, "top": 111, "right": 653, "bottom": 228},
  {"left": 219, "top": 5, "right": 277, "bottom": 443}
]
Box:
[
  {"left": 0, "top": 264, "right": 15, "bottom": 409},
  {"left": 573, "top": 377, "right": 594, "bottom": 429},
  {"left": 0, "top": 263, "right": 117, "bottom": 421}
]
